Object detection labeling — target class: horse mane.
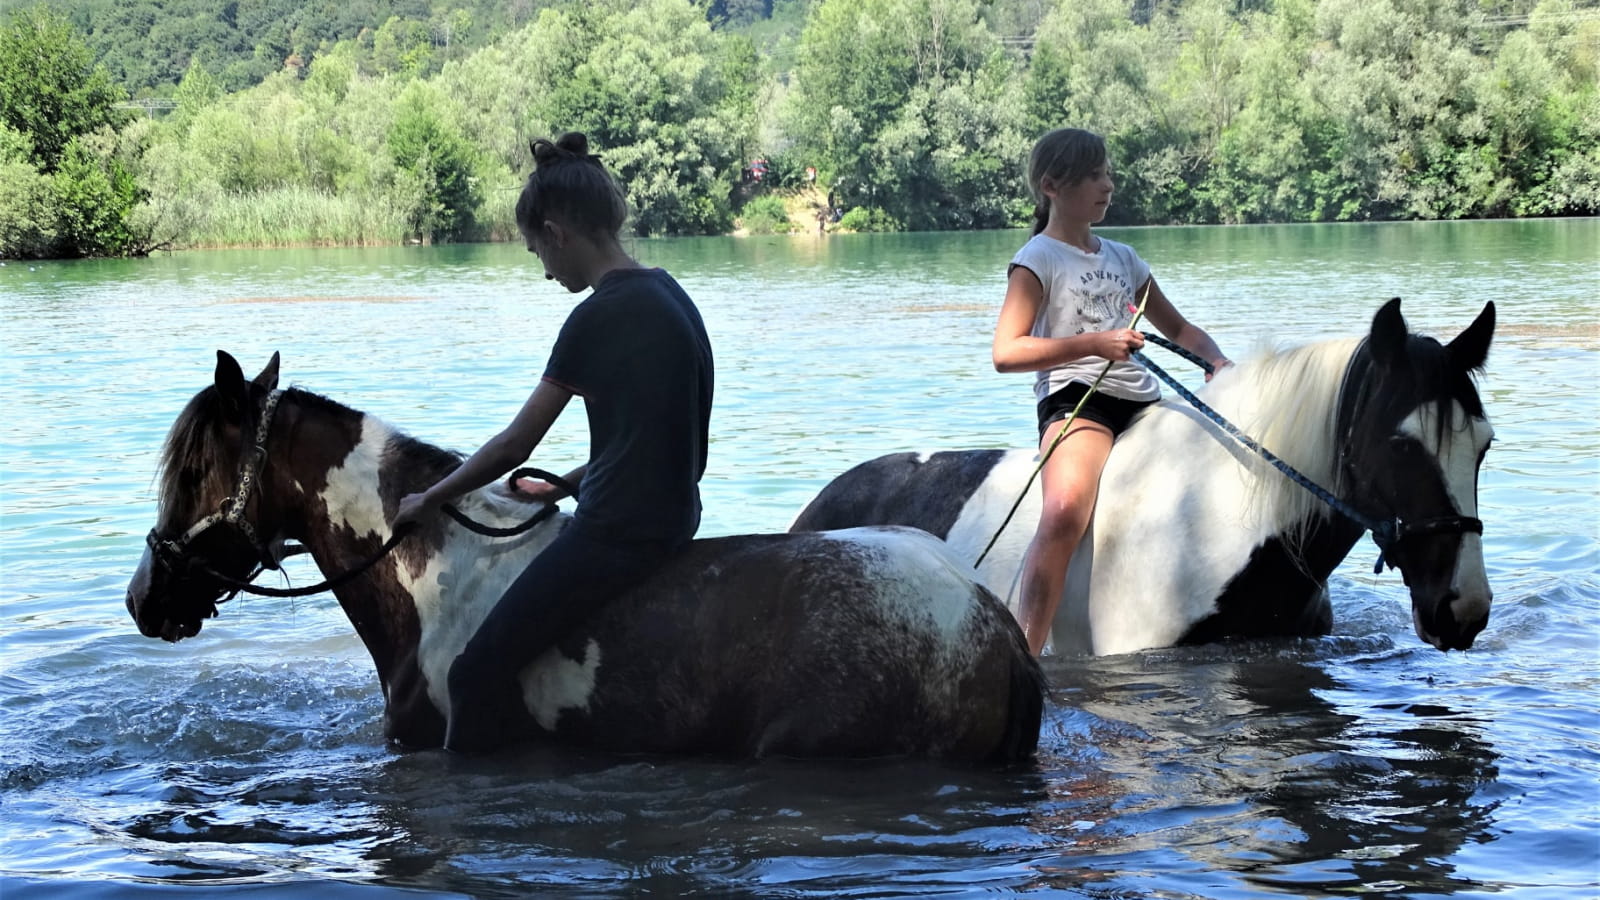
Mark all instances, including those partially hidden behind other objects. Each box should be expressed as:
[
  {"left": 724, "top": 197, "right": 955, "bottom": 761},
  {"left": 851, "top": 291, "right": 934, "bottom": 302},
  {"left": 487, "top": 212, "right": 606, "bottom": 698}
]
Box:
[
  {"left": 1212, "top": 337, "right": 1363, "bottom": 542},
  {"left": 1218, "top": 327, "right": 1487, "bottom": 548},
  {"left": 157, "top": 385, "right": 465, "bottom": 521},
  {"left": 157, "top": 386, "right": 233, "bottom": 520}
]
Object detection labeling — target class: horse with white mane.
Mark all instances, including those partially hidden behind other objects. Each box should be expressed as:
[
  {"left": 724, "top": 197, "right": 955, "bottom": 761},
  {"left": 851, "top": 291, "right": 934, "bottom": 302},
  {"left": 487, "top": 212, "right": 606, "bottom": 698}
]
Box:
[
  {"left": 126, "top": 352, "right": 1044, "bottom": 761},
  {"left": 791, "top": 299, "right": 1496, "bottom": 656}
]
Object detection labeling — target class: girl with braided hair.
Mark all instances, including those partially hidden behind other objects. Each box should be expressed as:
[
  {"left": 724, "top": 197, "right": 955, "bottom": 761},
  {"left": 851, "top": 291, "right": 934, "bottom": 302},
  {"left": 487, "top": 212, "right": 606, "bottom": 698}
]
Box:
[{"left": 395, "top": 132, "right": 714, "bottom": 750}]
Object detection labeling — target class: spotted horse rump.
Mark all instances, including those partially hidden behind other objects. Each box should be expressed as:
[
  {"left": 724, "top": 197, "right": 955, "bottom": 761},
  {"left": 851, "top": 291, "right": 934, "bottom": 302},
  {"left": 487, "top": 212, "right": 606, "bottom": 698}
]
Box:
[{"left": 126, "top": 351, "right": 1043, "bottom": 761}]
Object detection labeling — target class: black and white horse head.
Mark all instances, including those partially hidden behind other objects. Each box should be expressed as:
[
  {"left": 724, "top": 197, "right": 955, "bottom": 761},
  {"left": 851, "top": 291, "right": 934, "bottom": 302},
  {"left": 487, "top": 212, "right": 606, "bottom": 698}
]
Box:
[
  {"left": 129, "top": 352, "right": 1045, "bottom": 760},
  {"left": 1337, "top": 298, "right": 1495, "bottom": 649},
  {"left": 792, "top": 299, "right": 1496, "bottom": 656}
]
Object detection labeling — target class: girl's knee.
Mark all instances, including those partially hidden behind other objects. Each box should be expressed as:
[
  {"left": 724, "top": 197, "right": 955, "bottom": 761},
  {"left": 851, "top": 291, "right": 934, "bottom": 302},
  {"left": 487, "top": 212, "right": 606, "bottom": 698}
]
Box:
[{"left": 1036, "top": 505, "right": 1092, "bottom": 544}]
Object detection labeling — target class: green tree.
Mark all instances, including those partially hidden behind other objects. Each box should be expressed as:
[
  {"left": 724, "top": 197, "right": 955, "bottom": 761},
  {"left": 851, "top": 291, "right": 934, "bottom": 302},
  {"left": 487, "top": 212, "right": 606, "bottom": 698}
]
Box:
[
  {"left": 526, "top": 0, "right": 742, "bottom": 236},
  {"left": 788, "top": 0, "right": 1022, "bottom": 229},
  {"left": 373, "top": 15, "right": 435, "bottom": 77},
  {"left": 387, "top": 81, "right": 481, "bottom": 241},
  {"left": 51, "top": 133, "right": 146, "bottom": 256},
  {"left": 0, "top": 4, "right": 128, "bottom": 173},
  {"left": 167, "top": 57, "right": 223, "bottom": 134},
  {"left": 0, "top": 122, "right": 58, "bottom": 257}
]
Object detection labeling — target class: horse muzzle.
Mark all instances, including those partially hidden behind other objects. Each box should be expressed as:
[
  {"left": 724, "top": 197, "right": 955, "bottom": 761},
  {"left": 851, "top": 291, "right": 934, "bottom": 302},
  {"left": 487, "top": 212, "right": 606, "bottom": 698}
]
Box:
[
  {"left": 126, "top": 544, "right": 217, "bottom": 642},
  {"left": 1412, "top": 588, "right": 1491, "bottom": 651}
]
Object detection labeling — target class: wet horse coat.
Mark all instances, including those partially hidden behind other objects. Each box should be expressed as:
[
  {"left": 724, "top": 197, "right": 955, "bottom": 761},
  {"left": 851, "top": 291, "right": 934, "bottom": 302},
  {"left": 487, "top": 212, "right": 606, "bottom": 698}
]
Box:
[
  {"left": 127, "top": 353, "right": 1044, "bottom": 760},
  {"left": 792, "top": 299, "right": 1496, "bottom": 656}
]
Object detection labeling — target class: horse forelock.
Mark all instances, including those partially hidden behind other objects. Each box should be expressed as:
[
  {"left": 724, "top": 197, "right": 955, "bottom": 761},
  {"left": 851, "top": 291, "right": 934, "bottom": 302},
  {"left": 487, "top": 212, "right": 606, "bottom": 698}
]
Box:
[
  {"left": 156, "top": 387, "right": 232, "bottom": 530},
  {"left": 1345, "top": 334, "right": 1488, "bottom": 460}
]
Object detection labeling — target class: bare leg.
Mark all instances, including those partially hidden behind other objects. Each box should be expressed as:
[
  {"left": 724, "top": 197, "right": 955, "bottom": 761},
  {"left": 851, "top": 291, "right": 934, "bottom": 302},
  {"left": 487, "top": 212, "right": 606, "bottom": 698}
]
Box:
[{"left": 1015, "top": 418, "right": 1114, "bottom": 656}]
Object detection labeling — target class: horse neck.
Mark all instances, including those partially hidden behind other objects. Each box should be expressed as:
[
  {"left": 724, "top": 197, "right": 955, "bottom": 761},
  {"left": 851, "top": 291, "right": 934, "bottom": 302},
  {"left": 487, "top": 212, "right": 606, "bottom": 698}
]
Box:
[
  {"left": 263, "top": 393, "right": 444, "bottom": 687},
  {"left": 260, "top": 392, "right": 564, "bottom": 745},
  {"left": 1214, "top": 337, "right": 1364, "bottom": 540}
]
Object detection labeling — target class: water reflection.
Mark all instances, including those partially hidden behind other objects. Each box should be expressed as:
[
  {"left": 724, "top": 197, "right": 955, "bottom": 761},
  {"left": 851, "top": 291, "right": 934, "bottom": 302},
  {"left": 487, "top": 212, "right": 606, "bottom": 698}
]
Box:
[
  {"left": 101, "top": 730, "right": 1062, "bottom": 896},
  {"left": 1040, "top": 644, "right": 1501, "bottom": 894}
]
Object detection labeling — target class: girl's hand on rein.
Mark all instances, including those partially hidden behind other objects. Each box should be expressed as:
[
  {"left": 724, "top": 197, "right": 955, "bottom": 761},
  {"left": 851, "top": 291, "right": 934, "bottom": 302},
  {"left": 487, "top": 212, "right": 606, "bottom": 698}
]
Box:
[
  {"left": 394, "top": 492, "right": 439, "bottom": 531},
  {"left": 512, "top": 477, "right": 561, "bottom": 503},
  {"left": 1205, "top": 358, "right": 1234, "bottom": 383},
  {"left": 1100, "top": 328, "right": 1145, "bottom": 362}
]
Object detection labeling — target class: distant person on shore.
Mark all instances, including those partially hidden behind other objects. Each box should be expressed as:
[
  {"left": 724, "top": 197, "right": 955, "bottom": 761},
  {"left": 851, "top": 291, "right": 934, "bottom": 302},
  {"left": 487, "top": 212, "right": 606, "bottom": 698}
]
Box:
[
  {"left": 394, "top": 132, "right": 714, "bottom": 749},
  {"left": 991, "top": 127, "right": 1232, "bottom": 656}
]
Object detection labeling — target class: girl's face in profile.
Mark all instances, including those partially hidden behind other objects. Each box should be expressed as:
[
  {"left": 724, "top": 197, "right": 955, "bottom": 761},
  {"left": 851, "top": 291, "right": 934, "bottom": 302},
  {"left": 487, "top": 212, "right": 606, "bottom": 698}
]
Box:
[
  {"left": 523, "top": 221, "right": 585, "bottom": 293},
  {"left": 1046, "top": 163, "right": 1115, "bottom": 225}
]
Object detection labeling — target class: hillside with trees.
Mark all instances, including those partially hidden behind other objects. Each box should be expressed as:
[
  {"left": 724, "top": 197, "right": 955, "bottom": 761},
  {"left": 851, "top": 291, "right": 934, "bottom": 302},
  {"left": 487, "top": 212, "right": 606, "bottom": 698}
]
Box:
[{"left": 2, "top": 0, "right": 1596, "bottom": 258}]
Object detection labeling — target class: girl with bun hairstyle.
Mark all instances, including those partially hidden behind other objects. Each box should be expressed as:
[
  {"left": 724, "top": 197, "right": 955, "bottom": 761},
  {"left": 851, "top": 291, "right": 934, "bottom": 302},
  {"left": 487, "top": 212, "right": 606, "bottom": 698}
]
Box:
[
  {"left": 395, "top": 132, "right": 714, "bottom": 750},
  {"left": 992, "top": 128, "right": 1231, "bottom": 656}
]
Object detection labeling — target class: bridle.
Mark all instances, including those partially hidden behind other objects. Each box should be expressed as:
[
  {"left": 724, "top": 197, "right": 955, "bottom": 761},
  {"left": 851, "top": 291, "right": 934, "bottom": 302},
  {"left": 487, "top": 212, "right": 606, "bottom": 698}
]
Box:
[
  {"left": 145, "top": 388, "right": 573, "bottom": 601},
  {"left": 1331, "top": 341, "right": 1485, "bottom": 572},
  {"left": 146, "top": 388, "right": 288, "bottom": 598}
]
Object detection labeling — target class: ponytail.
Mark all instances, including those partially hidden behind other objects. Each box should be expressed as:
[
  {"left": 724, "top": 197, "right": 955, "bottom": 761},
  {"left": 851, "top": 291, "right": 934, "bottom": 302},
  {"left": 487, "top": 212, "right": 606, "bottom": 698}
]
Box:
[{"left": 1031, "top": 201, "right": 1050, "bottom": 236}]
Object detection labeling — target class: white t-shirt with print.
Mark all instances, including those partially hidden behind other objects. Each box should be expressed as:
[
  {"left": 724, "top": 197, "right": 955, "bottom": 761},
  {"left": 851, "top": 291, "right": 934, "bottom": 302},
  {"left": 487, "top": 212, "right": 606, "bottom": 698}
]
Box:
[{"left": 1009, "top": 232, "right": 1160, "bottom": 403}]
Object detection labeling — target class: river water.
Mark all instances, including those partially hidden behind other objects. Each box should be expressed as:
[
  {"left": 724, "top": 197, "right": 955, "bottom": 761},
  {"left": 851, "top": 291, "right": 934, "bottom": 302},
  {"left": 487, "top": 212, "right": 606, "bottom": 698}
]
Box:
[{"left": 2, "top": 220, "right": 1596, "bottom": 898}]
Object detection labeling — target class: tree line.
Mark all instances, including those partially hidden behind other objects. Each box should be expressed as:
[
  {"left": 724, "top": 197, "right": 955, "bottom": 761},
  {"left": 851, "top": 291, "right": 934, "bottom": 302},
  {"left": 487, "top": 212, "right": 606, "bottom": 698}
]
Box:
[{"left": 2, "top": 0, "right": 1596, "bottom": 258}]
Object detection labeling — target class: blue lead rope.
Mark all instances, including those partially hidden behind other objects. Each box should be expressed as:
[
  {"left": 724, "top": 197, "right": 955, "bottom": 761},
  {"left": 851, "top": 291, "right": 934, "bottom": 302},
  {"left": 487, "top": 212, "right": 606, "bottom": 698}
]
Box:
[{"left": 1134, "top": 333, "right": 1399, "bottom": 573}]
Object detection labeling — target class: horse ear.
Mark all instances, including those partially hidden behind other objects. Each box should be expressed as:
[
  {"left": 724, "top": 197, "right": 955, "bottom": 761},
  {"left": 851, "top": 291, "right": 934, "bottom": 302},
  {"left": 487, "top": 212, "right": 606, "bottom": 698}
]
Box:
[
  {"left": 1446, "top": 301, "right": 1495, "bottom": 373},
  {"left": 253, "top": 352, "right": 281, "bottom": 392},
  {"left": 1369, "top": 297, "right": 1409, "bottom": 370},
  {"left": 214, "top": 351, "right": 249, "bottom": 421}
]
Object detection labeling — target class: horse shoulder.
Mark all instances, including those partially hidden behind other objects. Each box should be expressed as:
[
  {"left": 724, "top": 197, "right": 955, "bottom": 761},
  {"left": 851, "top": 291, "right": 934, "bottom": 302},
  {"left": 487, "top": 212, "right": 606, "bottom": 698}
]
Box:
[{"left": 1077, "top": 401, "right": 1260, "bottom": 654}]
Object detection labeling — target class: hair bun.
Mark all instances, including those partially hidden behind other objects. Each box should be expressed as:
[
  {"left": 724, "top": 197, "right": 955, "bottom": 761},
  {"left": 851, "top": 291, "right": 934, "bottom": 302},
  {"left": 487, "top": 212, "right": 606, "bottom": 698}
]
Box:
[
  {"left": 555, "top": 132, "right": 589, "bottom": 157},
  {"left": 530, "top": 132, "right": 601, "bottom": 170}
]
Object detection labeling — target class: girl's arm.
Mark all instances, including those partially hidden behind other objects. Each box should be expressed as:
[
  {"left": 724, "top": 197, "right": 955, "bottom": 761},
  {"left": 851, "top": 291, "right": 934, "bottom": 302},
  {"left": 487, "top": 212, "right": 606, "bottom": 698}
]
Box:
[
  {"left": 992, "top": 266, "right": 1144, "bottom": 373},
  {"left": 395, "top": 380, "right": 575, "bottom": 526},
  {"left": 1140, "top": 277, "right": 1232, "bottom": 377}
]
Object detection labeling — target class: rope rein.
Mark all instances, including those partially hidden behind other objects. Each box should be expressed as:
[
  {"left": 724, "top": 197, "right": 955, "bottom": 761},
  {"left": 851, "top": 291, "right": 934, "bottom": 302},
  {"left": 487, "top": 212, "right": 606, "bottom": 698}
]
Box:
[{"left": 1129, "top": 342, "right": 1480, "bottom": 573}]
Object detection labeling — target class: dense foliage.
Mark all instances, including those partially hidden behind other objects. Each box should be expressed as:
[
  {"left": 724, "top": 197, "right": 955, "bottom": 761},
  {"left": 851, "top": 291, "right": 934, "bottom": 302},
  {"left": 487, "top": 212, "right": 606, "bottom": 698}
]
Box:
[
  {"left": 0, "top": 5, "right": 157, "bottom": 257},
  {"left": 2, "top": 0, "right": 1596, "bottom": 257}
]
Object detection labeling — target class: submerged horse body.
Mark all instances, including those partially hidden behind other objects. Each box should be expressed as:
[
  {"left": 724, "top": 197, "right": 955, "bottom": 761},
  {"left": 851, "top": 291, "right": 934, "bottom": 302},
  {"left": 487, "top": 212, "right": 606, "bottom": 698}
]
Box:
[
  {"left": 127, "top": 353, "right": 1043, "bottom": 761},
  {"left": 792, "top": 299, "right": 1496, "bottom": 656}
]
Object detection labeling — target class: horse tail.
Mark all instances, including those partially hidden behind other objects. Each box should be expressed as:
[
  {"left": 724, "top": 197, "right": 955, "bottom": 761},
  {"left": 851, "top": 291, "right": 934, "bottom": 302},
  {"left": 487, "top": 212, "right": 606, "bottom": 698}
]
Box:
[{"left": 990, "top": 636, "right": 1047, "bottom": 764}]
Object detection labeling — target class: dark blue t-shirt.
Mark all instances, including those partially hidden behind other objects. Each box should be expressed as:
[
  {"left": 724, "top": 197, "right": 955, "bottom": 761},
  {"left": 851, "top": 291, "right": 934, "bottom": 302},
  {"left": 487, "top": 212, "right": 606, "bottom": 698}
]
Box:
[{"left": 542, "top": 268, "right": 713, "bottom": 542}]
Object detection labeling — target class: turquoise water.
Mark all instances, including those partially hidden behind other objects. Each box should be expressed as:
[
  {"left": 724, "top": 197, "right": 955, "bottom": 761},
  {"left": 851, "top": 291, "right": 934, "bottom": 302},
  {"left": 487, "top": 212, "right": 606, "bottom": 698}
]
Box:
[{"left": 2, "top": 220, "right": 1597, "bottom": 897}]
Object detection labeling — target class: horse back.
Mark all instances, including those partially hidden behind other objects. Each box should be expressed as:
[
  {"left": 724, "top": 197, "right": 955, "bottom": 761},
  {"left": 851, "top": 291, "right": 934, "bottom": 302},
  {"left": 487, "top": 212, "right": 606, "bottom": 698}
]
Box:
[
  {"left": 547, "top": 527, "right": 1042, "bottom": 761},
  {"left": 789, "top": 450, "right": 1010, "bottom": 538}
]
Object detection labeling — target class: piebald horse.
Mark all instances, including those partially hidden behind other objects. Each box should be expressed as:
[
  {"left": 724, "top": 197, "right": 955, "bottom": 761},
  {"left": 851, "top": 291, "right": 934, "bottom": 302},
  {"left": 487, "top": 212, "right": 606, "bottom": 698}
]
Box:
[
  {"left": 791, "top": 299, "right": 1496, "bottom": 656},
  {"left": 126, "top": 352, "right": 1044, "bottom": 761}
]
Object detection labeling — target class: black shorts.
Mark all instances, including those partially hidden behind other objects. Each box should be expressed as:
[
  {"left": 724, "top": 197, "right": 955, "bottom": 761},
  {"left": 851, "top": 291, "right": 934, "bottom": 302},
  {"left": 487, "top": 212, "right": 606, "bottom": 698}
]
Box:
[{"left": 1036, "top": 382, "right": 1157, "bottom": 440}]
